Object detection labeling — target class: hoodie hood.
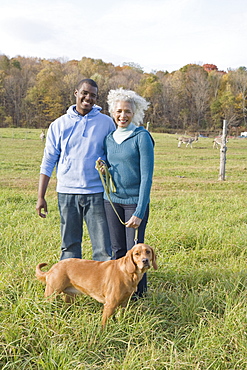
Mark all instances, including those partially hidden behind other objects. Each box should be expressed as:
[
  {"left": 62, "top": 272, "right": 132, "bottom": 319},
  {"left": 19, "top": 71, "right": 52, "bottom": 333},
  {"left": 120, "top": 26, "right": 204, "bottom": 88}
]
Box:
[{"left": 67, "top": 104, "right": 102, "bottom": 119}]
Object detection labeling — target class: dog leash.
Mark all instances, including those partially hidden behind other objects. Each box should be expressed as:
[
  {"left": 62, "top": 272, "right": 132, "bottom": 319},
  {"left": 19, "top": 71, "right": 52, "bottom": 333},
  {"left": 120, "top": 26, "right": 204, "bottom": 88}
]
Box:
[
  {"left": 134, "top": 228, "right": 138, "bottom": 245},
  {"left": 95, "top": 159, "right": 139, "bottom": 244}
]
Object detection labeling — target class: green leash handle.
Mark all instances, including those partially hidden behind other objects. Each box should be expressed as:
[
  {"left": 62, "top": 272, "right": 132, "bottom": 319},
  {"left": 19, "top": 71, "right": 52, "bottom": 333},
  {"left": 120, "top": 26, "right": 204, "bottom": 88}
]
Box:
[{"left": 95, "top": 159, "right": 125, "bottom": 225}]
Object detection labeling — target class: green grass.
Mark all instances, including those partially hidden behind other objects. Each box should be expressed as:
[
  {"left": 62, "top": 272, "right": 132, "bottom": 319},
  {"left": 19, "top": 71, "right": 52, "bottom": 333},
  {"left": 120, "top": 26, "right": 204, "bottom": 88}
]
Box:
[{"left": 1, "top": 128, "right": 247, "bottom": 369}]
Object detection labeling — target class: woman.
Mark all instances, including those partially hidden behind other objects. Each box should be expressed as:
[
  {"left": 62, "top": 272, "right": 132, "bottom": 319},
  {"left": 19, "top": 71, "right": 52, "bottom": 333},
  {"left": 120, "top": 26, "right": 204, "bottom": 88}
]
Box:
[{"left": 103, "top": 88, "right": 154, "bottom": 298}]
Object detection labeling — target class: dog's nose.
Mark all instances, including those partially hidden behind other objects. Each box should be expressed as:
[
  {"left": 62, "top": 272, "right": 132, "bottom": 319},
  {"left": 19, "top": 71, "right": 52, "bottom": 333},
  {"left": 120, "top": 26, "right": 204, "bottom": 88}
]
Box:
[{"left": 142, "top": 258, "right": 149, "bottom": 265}]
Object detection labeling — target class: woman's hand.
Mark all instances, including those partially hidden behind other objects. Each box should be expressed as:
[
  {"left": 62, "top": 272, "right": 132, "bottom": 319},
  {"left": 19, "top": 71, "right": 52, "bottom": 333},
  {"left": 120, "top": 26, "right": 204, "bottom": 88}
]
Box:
[
  {"left": 125, "top": 215, "right": 142, "bottom": 228},
  {"left": 95, "top": 157, "right": 105, "bottom": 174}
]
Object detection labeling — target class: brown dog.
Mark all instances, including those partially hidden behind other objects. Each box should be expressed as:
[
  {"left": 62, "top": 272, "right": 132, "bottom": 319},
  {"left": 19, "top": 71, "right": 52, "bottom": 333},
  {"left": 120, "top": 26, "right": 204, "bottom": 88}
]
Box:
[{"left": 36, "top": 243, "right": 157, "bottom": 327}]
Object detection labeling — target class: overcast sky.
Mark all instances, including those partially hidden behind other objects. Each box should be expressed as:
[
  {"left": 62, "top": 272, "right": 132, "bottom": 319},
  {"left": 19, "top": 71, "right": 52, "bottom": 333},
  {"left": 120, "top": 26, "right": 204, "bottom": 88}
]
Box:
[{"left": 0, "top": 0, "right": 246, "bottom": 73}]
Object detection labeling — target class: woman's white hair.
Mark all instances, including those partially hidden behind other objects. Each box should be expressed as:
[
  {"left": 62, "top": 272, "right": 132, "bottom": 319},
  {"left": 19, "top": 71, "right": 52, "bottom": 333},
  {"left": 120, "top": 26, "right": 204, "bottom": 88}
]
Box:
[{"left": 107, "top": 88, "right": 150, "bottom": 126}]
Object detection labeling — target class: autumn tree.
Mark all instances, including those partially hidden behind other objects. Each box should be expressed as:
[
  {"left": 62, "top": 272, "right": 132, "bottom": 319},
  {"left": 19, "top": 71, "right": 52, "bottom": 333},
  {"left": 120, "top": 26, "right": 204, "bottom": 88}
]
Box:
[
  {"left": 160, "top": 70, "right": 187, "bottom": 130},
  {"left": 25, "top": 60, "right": 66, "bottom": 128},
  {"left": 178, "top": 64, "right": 211, "bottom": 130},
  {"left": 137, "top": 74, "right": 163, "bottom": 128},
  {"left": 0, "top": 55, "right": 9, "bottom": 126},
  {"left": 61, "top": 59, "right": 82, "bottom": 107},
  {"left": 210, "top": 74, "right": 241, "bottom": 129},
  {"left": 227, "top": 67, "right": 247, "bottom": 126},
  {"left": 2, "top": 56, "right": 40, "bottom": 127},
  {"left": 108, "top": 65, "right": 142, "bottom": 91}
]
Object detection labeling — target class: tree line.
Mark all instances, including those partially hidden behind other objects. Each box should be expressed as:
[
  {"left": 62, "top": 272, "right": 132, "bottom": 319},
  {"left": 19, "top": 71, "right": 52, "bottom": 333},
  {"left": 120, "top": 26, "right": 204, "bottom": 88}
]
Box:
[{"left": 0, "top": 54, "right": 246, "bottom": 134}]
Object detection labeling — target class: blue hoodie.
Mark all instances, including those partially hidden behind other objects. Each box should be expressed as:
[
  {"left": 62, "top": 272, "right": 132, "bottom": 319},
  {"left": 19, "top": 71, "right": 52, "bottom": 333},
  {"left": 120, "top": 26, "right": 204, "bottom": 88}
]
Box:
[{"left": 40, "top": 104, "right": 115, "bottom": 194}]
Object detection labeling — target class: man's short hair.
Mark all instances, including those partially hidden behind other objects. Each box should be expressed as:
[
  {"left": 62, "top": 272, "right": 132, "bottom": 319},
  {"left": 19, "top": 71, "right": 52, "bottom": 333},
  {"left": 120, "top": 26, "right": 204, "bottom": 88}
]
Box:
[{"left": 76, "top": 79, "right": 98, "bottom": 91}]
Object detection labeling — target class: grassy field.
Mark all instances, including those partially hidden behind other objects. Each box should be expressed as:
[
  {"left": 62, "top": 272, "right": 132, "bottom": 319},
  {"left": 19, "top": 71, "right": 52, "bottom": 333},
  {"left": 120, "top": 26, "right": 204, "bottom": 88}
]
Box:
[{"left": 0, "top": 128, "right": 247, "bottom": 369}]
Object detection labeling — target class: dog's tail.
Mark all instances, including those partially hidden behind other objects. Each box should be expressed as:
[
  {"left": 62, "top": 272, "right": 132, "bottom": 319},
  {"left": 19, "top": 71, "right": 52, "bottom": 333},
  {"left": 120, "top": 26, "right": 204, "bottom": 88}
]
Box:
[{"left": 36, "top": 263, "right": 48, "bottom": 283}]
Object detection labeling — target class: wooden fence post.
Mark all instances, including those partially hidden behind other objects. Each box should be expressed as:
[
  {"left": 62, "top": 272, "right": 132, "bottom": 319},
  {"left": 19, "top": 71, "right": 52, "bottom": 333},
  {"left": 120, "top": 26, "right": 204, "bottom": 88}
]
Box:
[{"left": 218, "top": 120, "right": 227, "bottom": 181}]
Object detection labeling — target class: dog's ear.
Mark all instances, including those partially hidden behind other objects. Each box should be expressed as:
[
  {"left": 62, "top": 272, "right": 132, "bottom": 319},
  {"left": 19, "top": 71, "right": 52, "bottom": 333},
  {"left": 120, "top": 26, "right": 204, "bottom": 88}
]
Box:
[
  {"left": 149, "top": 246, "right": 158, "bottom": 270},
  {"left": 124, "top": 249, "right": 136, "bottom": 274}
]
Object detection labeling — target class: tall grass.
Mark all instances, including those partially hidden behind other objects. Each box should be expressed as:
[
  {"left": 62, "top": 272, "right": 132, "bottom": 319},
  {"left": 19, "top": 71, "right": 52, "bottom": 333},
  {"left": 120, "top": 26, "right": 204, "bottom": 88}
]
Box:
[{"left": 1, "top": 128, "right": 247, "bottom": 369}]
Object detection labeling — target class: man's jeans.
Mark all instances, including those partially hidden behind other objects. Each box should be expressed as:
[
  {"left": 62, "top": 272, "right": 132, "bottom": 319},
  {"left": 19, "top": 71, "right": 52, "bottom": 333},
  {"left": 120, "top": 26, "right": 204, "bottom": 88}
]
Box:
[{"left": 58, "top": 193, "right": 112, "bottom": 261}]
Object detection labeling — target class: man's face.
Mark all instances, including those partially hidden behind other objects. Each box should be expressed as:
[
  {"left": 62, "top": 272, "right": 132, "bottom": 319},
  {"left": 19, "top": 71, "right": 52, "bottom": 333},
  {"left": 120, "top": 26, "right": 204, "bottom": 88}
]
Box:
[{"left": 74, "top": 83, "right": 98, "bottom": 115}]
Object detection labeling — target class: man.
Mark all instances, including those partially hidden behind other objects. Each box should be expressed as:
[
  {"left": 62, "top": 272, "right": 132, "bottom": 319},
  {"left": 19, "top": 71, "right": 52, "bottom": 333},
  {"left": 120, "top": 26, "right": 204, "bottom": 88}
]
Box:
[{"left": 36, "top": 79, "right": 115, "bottom": 261}]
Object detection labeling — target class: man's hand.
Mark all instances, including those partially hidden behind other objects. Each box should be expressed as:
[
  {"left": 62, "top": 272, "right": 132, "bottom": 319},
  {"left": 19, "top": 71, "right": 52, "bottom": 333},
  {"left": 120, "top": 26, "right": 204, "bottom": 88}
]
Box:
[{"left": 36, "top": 198, "right": 48, "bottom": 218}]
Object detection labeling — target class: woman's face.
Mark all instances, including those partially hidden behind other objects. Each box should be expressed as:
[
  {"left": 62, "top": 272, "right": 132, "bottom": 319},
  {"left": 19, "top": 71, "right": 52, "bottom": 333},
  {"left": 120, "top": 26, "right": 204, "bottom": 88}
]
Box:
[{"left": 113, "top": 101, "right": 134, "bottom": 128}]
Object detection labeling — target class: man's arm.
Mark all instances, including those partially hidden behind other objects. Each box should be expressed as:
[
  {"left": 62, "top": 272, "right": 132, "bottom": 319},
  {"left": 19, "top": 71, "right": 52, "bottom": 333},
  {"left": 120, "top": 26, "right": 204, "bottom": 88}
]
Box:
[{"left": 36, "top": 174, "right": 50, "bottom": 218}]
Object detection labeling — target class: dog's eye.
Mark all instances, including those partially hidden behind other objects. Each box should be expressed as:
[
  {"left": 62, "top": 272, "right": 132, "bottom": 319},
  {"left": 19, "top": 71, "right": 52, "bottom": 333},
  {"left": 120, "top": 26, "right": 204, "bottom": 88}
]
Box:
[
  {"left": 134, "top": 252, "right": 140, "bottom": 256},
  {"left": 146, "top": 250, "right": 151, "bottom": 254}
]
